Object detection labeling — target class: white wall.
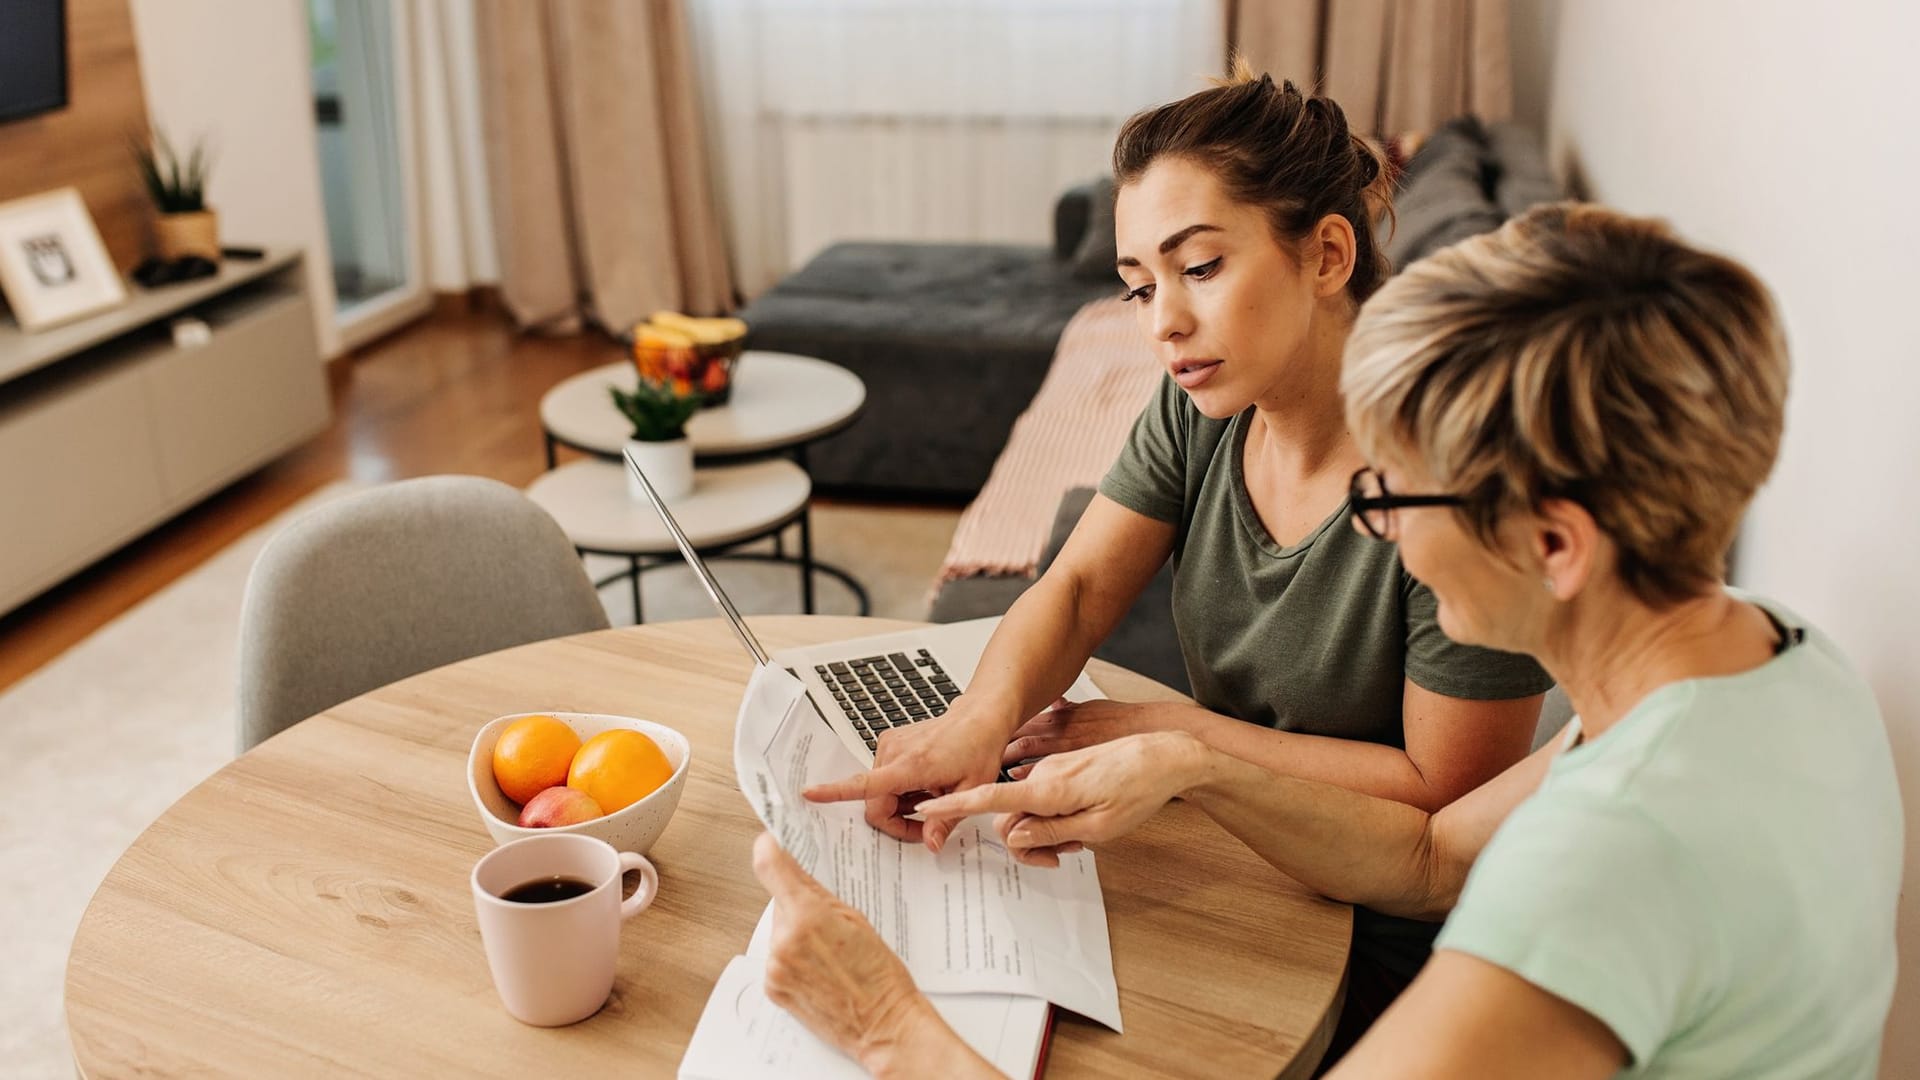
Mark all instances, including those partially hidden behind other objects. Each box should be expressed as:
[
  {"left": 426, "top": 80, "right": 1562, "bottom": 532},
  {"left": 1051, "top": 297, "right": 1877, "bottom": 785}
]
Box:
[
  {"left": 1513, "top": 0, "right": 1920, "bottom": 1070},
  {"left": 128, "top": 0, "right": 341, "bottom": 359}
]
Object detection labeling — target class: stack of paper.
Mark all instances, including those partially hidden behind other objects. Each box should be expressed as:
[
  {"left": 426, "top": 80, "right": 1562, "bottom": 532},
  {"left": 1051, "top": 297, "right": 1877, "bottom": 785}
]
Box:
[{"left": 678, "top": 665, "right": 1123, "bottom": 1078}]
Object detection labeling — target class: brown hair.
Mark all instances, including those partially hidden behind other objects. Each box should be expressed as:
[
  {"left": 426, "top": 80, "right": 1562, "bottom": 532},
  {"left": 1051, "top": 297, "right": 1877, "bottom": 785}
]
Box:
[
  {"left": 1342, "top": 202, "right": 1790, "bottom": 607},
  {"left": 1112, "top": 57, "right": 1395, "bottom": 303}
]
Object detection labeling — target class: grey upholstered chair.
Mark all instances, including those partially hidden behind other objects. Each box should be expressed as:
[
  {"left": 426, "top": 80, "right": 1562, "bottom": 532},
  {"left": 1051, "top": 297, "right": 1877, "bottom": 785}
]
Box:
[{"left": 236, "top": 475, "right": 610, "bottom": 753}]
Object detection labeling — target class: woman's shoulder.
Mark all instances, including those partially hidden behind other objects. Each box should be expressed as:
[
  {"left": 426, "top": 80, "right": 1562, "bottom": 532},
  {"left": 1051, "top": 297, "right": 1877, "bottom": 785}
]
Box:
[
  {"left": 1547, "top": 593, "right": 1896, "bottom": 833},
  {"left": 1699, "top": 591, "right": 1880, "bottom": 725}
]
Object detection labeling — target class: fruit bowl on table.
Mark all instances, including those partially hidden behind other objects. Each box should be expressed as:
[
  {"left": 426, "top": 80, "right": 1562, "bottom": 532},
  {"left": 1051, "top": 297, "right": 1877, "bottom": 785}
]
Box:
[
  {"left": 628, "top": 312, "right": 748, "bottom": 407},
  {"left": 467, "top": 712, "right": 691, "bottom": 855}
]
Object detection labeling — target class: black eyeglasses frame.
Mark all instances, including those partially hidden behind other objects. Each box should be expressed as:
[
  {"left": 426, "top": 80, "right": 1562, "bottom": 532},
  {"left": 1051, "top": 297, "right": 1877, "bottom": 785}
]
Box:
[{"left": 1347, "top": 466, "right": 1469, "bottom": 540}]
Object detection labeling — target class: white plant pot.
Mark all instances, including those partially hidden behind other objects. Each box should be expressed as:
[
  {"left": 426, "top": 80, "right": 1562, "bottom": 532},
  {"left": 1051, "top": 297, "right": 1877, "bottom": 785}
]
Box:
[{"left": 624, "top": 438, "right": 694, "bottom": 502}]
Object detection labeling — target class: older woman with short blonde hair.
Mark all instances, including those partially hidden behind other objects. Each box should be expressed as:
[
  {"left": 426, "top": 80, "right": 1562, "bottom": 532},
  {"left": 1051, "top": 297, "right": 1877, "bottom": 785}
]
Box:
[{"left": 747, "top": 203, "right": 1904, "bottom": 1079}]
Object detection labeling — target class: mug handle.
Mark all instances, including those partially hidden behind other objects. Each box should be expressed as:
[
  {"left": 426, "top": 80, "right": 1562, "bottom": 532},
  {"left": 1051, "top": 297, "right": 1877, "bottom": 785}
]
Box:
[{"left": 617, "top": 852, "right": 659, "bottom": 919}]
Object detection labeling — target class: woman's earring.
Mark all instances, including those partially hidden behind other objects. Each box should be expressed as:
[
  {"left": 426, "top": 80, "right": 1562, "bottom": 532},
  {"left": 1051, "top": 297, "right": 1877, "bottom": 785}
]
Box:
[{"left": 1542, "top": 578, "right": 1555, "bottom": 593}]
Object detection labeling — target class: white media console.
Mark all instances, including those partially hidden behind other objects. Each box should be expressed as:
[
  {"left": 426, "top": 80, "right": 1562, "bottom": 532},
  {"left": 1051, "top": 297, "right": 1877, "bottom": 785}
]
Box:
[{"left": 0, "top": 250, "right": 329, "bottom": 616}]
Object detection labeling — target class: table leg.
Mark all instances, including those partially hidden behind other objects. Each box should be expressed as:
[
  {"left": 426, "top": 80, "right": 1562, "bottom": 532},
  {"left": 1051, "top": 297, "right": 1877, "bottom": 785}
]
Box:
[
  {"left": 630, "top": 555, "right": 643, "bottom": 624},
  {"left": 798, "top": 509, "right": 817, "bottom": 614}
]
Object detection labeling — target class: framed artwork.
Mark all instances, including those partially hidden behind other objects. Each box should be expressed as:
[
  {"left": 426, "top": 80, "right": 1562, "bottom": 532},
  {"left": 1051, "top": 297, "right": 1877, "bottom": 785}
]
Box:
[{"left": 0, "top": 187, "right": 128, "bottom": 332}]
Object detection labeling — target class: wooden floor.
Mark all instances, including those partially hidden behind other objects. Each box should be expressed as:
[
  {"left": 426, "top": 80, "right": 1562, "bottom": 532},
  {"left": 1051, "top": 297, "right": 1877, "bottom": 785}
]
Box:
[{"left": 0, "top": 307, "right": 621, "bottom": 695}]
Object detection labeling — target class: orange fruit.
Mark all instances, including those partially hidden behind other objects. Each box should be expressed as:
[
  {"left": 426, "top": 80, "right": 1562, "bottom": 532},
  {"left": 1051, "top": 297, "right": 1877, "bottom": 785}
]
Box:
[
  {"left": 491, "top": 716, "right": 582, "bottom": 805},
  {"left": 567, "top": 729, "right": 675, "bottom": 813}
]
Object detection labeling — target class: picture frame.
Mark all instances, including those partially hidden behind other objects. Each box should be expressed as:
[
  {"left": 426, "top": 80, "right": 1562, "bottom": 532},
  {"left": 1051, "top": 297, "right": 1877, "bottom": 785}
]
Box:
[{"left": 0, "top": 187, "right": 128, "bottom": 332}]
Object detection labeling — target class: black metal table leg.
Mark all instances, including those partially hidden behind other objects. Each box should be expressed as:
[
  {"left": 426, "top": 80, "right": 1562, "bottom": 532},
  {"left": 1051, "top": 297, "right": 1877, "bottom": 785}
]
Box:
[
  {"left": 630, "top": 555, "right": 643, "bottom": 623},
  {"left": 798, "top": 507, "right": 817, "bottom": 613}
]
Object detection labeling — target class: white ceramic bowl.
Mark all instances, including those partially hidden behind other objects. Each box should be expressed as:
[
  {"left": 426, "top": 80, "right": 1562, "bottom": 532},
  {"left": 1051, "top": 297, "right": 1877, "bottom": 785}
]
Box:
[{"left": 468, "top": 712, "right": 690, "bottom": 855}]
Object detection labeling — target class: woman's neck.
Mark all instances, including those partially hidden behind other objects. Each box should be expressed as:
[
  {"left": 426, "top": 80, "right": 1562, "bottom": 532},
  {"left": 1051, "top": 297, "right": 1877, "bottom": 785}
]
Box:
[
  {"left": 1537, "top": 585, "right": 1781, "bottom": 740},
  {"left": 1246, "top": 312, "right": 1356, "bottom": 478}
]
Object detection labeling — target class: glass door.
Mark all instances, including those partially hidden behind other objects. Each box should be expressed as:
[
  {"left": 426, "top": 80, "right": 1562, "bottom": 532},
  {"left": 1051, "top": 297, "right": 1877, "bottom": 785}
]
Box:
[{"left": 310, "top": 0, "right": 429, "bottom": 345}]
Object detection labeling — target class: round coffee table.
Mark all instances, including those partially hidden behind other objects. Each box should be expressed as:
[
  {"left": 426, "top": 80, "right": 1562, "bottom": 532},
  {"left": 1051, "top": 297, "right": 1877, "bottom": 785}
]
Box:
[
  {"left": 526, "top": 458, "right": 867, "bottom": 621},
  {"left": 539, "top": 351, "right": 869, "bottom": 618},
  {"left": 540, "top": 351, "right": 866, "bottom": 465}
]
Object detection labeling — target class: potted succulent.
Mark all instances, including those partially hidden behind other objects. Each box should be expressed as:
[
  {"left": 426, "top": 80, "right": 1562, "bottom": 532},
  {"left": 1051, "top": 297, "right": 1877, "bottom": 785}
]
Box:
[
  {"left": 133, "top": 129, "right": 218, "bottom": 261},
  {"left": 609, "top": 377, "right": 703, "bottom": 502}
]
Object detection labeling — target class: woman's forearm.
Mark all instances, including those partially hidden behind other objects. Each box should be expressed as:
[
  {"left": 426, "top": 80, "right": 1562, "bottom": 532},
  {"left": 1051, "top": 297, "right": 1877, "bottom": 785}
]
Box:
[
  {"left": 1171, "top": 705, "right": 1465, "bottom": 813},
  {"left": 964, "top": 573, "right": 1126, "bottom": 738},
  {"left": 1176, "top": 740, "right": 1453, "bottom": 920}
]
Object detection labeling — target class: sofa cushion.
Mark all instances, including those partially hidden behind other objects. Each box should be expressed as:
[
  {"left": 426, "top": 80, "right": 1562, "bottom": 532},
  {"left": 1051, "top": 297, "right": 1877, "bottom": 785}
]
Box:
[
  {"left": 927, "top": 573, "right": 1033, "bottom": 624},
  {"left": 748, "top": 241, "right": 1105, "bottom": 347},
  {"left": 1053, "top": 180, "right": 1098, "bottom": 260},
  {"left": 1384, "top": 120, "right": 1502, "bottom": 269},
  {"left": 1067, "top": 177, "right": 1119, "bottom": 282},
  {"left": 1486, "top": 122, "right": 1563, "bottom": 220},
  {"left": 936, "top": 298, "right": 1159, "bottom": 580},
  {"left": 737, "top": 241, "right": 1116, "bottom": 495},
  {"left": 1396, "top": 116, "right": 1488, "bottom": 187}
]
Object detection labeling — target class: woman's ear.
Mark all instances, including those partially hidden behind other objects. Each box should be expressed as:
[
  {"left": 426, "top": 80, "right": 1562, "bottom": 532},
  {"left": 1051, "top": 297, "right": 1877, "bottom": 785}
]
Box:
[
  {"left": 1534, "top": 498, "right": 1603, "bottom": 601},
  {"left": 1311, "top": 213, "right": 1357, "bottom": 299}
]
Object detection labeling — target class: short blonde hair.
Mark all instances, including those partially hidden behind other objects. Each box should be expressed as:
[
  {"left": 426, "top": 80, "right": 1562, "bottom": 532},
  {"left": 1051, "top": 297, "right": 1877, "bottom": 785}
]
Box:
[{"left": 1341, "top": 203, "right": 1788, "bottom": 606}]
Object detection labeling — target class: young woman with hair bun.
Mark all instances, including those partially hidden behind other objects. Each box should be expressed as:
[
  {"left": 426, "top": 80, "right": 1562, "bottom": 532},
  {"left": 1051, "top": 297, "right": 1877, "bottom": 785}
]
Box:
[{"left": 806, "top": 63, "right": 1554, "bottom": 1059}]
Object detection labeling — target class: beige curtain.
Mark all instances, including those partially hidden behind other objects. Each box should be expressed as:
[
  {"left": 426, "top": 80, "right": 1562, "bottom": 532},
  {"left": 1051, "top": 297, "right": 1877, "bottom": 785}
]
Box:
[
  {"left": 1229, "top": 0, "right": 1513, "bottom": 135},
  {"left": 474, "top": 0, "right": 734, "bottom": 333}
]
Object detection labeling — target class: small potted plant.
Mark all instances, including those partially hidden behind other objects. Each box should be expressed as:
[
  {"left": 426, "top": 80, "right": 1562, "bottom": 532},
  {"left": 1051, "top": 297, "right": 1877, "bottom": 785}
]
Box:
[
  {"left": 133, "top": 129, "right": 218, "bottom": 261},
  {"left": 609, "top": 377, "right": 703, "bottom": 502}
]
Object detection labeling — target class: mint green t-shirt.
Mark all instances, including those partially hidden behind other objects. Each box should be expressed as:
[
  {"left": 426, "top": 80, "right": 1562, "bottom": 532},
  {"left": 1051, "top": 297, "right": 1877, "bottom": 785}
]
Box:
[{"left": 1436, "top": 597, "right": 1903, "bottom": 1077}]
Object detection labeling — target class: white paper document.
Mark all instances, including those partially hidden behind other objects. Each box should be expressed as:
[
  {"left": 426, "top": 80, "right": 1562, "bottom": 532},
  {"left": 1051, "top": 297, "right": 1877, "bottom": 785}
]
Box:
[
  {"left": 679, "top": 956, "right": 1049, "bottom": 1080},
  {"left": 729, "top": 663, "right": 1122, "bottom": 1032},
  {"left": 677, "top": 905, "right": 1052, "bottom": 1080}
]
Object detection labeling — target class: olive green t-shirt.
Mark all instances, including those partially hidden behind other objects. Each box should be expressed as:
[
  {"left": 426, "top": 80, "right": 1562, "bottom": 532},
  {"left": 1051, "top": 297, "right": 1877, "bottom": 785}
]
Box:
[{"left": 1099, "top": 377, "right": 1554, "bottom": 979}]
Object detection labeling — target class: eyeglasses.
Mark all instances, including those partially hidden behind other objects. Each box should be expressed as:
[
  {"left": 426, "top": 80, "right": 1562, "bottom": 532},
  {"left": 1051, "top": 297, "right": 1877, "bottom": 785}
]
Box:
[{"left": 1348, "top": 466, "right": 1468, "bottom": 540}]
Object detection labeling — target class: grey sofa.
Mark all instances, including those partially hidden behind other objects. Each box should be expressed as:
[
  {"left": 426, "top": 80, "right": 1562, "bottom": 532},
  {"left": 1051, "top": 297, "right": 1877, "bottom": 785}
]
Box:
[
  {"left": 928, "top": 119, "right": 1566, "bottom": 708},
  {"left": 735, "top": 185, "right": 1121, "bottom": 499}
]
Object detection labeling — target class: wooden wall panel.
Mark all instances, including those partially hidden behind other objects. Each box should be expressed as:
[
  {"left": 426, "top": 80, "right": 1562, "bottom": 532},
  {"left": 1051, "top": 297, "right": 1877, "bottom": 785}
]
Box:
[{"left": 0, "top": 0, "right": 152, "bottom": 272}]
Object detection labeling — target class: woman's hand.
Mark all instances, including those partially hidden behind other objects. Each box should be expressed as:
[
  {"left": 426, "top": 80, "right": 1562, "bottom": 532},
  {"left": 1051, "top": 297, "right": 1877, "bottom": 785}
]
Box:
[
  {"left": 750, "top": 833, "right": 981, "bottom": 1076},
  {"left": 1000, "top": 698, "right": 1185, "bottom": 769},
  {"left": 1002, "top": 698, "right": 1232, "bottom": 774},
  {"left": 918, "top": 731, "right": 1212, "bottom": 867},
  {"left": 805, "top": 693, "right": 1023, "bottom": 852}
]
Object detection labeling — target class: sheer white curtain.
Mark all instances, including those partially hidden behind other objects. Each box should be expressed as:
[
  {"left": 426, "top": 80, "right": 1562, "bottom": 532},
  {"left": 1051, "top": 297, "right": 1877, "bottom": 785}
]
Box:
[
  {"left": 688, "top": 0, "right": 1223, "bottom": 296},
  {"left": 408, "top": 0, "right": 500, "bottom": 293}
]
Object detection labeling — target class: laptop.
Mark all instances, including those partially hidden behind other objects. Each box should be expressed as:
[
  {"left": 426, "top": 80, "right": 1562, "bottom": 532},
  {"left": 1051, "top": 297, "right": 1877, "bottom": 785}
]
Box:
[{"left": 623, "top": 446, "right": 1098, "bottom": 769}]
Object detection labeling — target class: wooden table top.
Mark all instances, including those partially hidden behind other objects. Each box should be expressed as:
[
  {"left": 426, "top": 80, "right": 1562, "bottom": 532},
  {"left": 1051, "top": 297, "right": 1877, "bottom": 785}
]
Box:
[{"left": 65, "top": 616, "right": 1349, "bottom": 1078}]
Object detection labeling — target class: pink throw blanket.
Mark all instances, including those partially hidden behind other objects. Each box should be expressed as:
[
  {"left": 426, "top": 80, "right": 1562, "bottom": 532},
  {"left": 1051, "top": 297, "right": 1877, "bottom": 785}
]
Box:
[{"left": 937, "top": 298, "right": 1161, "bottom": 581}]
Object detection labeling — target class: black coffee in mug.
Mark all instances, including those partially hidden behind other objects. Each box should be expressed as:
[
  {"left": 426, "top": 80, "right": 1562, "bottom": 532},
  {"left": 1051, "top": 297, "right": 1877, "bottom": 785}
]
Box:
[{"left": 500, "top": 876, "right": 596, "bottom": 904}]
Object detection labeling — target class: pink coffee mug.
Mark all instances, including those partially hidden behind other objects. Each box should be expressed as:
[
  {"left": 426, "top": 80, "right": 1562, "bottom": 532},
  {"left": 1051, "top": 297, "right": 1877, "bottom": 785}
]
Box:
[{"left": 471, "top": 832, "right": 659, "bottom": 1026}]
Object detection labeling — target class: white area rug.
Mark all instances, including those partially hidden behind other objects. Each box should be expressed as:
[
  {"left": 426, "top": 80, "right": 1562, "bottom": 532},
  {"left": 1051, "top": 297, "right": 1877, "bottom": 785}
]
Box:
[{"left": 0, "top": 481, "right": 959, "bottom": 1078}]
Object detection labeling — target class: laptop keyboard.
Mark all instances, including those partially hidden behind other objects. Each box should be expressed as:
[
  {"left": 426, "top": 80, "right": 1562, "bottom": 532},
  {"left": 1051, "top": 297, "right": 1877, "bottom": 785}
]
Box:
[{"left": 814, "top": 649, "right": 959, "bottom": 752}]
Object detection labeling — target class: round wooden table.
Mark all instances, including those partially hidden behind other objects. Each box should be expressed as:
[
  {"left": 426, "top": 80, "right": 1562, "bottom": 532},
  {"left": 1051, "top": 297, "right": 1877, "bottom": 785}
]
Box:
[{"left": 65, "top": 617, "right": 1350, "bottom": 1078}]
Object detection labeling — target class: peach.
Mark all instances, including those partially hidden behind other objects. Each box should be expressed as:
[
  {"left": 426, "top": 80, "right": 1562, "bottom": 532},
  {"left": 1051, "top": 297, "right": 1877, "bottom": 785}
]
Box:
[{"left": 516, "top": 785, "right": 604, "bottom": 828}]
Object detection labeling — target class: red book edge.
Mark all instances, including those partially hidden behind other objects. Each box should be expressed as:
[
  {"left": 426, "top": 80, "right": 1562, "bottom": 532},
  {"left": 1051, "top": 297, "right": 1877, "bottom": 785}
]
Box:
[{"left": 1030, "top": 1005, "right": 1057, "bottom": 1079}]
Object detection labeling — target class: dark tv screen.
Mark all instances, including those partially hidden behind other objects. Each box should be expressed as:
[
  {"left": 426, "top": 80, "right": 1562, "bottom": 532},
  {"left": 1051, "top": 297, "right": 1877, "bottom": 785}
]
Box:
[{"left": 0, "top": 0, "right": 69, "bottom": 123}]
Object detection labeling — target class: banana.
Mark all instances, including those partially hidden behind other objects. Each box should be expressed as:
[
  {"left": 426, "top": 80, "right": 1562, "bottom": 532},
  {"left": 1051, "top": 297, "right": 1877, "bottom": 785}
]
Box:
[
  {"left": 636, "top": 324, "right": 696, "bottom": 349},
  {"left": 648, "top": 310, "right": 747, "bottom": 345}
]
